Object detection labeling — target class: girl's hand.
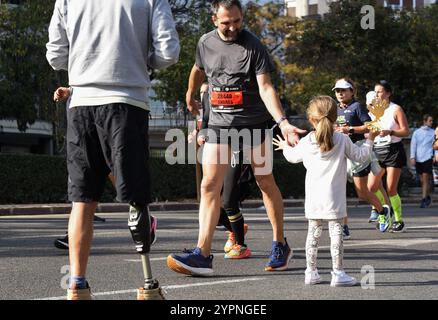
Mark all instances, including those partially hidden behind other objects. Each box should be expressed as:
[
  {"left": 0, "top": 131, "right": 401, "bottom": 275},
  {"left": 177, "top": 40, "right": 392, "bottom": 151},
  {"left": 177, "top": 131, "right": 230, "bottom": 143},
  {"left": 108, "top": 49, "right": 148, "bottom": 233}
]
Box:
[{"left": 272, "top": 134, "right": 288, "bottom": 151}]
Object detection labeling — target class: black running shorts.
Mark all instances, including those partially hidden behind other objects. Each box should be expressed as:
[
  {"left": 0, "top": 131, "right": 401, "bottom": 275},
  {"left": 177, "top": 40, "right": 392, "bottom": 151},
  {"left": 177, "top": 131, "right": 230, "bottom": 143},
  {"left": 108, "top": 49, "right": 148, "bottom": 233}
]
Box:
[
  {"left": 66, "top": 104, "right": 151, "bottom": 204},
  {"left": 415, "top": 159, "right": 433, "bottom": 175},
  {"left": 353, "top": 164, "right": 371, "bottom": 178},
  {"left": 374, "top": 142, "right": 407, "bottom": 169},
  {"left": 205, "top": 121, "right": 271, "bottom": 147}
]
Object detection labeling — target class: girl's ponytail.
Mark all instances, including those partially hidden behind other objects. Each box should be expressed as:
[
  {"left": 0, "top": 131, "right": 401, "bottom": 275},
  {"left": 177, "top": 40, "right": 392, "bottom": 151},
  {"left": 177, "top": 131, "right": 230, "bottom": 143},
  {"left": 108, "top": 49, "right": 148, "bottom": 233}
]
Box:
[{"left": 307, "top": 96, "right": 338, "bottom": 153}]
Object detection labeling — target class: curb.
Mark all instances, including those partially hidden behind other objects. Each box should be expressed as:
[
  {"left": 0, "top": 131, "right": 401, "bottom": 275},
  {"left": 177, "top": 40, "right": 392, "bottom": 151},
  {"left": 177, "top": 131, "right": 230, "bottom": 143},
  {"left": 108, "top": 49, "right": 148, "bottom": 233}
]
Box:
[{"left": 0, "top": 197, "right": 433, "bottom": 216}]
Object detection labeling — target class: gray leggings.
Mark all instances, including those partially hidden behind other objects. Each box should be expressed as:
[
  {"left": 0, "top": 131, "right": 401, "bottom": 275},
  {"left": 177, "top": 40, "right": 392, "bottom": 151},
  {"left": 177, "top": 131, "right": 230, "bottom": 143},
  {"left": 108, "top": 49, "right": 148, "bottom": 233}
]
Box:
[{"left": 306, "top": 219, "right": 344, "bottom": 272}]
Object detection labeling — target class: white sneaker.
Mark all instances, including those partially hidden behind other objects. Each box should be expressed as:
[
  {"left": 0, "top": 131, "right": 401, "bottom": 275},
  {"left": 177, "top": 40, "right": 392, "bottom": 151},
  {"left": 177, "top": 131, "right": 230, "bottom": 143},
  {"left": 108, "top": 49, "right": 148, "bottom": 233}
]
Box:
[
  {"left": 330, "top": 270, "right": 357, "bottom": 287},
  {"left": 304, "top": 268, "right": 322, "bottom": 285}
]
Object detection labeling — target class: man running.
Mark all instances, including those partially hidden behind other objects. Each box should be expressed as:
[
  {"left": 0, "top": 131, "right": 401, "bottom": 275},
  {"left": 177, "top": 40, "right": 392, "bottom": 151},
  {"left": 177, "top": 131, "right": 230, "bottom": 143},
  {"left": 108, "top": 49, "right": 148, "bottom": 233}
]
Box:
[{"left": 167, "top": 0, "right": 305, "bottom": 276}]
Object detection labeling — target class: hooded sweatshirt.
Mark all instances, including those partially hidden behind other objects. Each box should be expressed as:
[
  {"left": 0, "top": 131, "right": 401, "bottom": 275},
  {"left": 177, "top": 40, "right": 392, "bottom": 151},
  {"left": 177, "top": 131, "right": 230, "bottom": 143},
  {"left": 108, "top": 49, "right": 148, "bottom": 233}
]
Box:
[
  {"left": 46, "top": 0, "right": 180, "bottom": 110},
  {"left": 283, "top": 132, "right": 373, "bottom": 220}
]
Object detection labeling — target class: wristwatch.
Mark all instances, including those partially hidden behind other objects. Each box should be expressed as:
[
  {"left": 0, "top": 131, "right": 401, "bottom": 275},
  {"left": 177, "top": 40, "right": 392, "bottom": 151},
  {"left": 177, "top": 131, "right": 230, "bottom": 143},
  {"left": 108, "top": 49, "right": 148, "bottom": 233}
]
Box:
[
  {"left": 276, "top": 116, "right": 287, "bottom": 126},
  {"left": 348, "top": 126, "right": 355, "bottom": 134}
]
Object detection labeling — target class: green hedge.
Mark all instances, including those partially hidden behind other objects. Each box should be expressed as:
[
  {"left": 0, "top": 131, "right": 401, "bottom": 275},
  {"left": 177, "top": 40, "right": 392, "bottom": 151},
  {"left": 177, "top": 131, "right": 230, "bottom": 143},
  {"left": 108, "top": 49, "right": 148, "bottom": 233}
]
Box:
[
  {"left": 0, "top": 154, "right": 69, "bottom": 204},
  {"left": 0, "top": 154, "right": 307, "bottom": 204},
  {"left": 1, "top": 153, "right": 415, "bottom": 204}
]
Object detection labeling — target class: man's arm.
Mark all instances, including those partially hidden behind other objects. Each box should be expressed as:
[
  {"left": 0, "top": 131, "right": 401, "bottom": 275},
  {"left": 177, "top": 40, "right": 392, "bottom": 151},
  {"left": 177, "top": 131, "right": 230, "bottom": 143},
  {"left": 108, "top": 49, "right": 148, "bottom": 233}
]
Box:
[
  {"left": 148, "top": 0, "right": 180, "bottom": 70},
  {"left": 46, "top": 0, "right": 69, "bottom": 71},
  {"left": 256, "top": 73, "right": 306, "bottom": 145},
  {"left": 185, "top": 65, "right": 206, "bottom": 116},
  {"left": 410, "top": 130, "right": 417, "bottom": 166},
  {"left": 434, "top": 127, "right": 438, "bottom": 151}
]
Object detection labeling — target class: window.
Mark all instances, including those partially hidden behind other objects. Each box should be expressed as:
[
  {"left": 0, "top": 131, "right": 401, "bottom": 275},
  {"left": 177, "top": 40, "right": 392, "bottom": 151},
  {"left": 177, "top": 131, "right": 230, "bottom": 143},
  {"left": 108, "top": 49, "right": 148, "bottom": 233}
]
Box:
[
  {"left": 287, "top": 7, "right": 296, "bottom": 17},
  {"left": 308, "top": 4, "right": 318, "bottom": 16}
]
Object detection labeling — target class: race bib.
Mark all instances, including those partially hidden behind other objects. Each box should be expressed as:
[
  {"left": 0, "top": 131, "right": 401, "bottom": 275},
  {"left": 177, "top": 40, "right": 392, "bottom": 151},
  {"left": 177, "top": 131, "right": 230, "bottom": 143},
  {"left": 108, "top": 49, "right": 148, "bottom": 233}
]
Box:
[
  {"left": 374, "top": 134, "right": 391, "bottom": 147},
  {"left": 210, "top": 86, "right": 244, "bottom": 113}
]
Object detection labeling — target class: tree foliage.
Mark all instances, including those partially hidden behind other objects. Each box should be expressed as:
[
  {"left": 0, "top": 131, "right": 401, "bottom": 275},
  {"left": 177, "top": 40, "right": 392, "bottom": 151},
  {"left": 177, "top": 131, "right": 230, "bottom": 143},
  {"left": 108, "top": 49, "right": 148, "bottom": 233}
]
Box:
[
  {"left": 152, "top": 1, "right": 213, "bottom": 107},
  {"left": 1, "top": 0, "right": 437, "bottom": 135},
  {"left": 285, "top": 0, "right": 438, "bottom": 119},
  {"left": 0, "top": 0, "right": 62, "bottom": 132}
]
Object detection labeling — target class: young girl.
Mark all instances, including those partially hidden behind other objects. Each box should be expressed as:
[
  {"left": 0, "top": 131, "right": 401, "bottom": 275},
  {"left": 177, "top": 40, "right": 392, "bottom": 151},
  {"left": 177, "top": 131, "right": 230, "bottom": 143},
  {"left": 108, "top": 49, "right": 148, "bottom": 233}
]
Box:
[{"left": 273, "top": 96, "right": 379, "bottom": 286}]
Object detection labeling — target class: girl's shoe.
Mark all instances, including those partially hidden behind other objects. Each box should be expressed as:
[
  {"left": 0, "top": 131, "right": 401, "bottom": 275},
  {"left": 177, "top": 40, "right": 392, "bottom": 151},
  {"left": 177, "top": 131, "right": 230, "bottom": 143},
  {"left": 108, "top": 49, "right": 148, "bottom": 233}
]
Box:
[
  {"left": 330, "top": 270, "right": 357, "bottom": 287},
  {"left": 304, "top": 268, "right": 322, "bottom": 285}
]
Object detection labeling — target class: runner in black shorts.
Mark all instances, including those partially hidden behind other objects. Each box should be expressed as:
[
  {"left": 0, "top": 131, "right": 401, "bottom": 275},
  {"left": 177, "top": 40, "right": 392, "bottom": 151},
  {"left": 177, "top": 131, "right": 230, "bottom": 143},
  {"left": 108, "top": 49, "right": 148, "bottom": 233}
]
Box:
[
  {"left": 197, "top": 83, "right": 252, "bottom": 259},
  {"left": 416, "top": 159, "right": 433, "bottom": 175},
  {"left": 333, "top": 78, "right": 388, "bottom": 237},
  {"left": 46, "top": 0, "right": 179, "bottom": 299},
  {"left": 410, "top": 114, "right": 435, "bottom": 208},
  {"left": 167, "top": 0, "right": 306, "bottom": 277},
  {"left": 367, "top": 81, "right": 410, "bottom": 233}
]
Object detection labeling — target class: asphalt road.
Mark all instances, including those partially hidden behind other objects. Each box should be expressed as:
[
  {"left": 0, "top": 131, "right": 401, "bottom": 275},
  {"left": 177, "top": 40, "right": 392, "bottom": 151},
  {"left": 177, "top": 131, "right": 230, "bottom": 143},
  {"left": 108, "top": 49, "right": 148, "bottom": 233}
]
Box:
[{"left": 0, "top": 205, "right": 437, "bottom": 300}]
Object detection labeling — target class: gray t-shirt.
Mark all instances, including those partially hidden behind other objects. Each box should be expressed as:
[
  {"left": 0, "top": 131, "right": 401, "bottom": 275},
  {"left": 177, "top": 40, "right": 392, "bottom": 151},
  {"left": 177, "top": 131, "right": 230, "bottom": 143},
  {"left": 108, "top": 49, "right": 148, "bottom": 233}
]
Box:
[{"left": 196, "top": 29, "right": 274, "bottom": 127}]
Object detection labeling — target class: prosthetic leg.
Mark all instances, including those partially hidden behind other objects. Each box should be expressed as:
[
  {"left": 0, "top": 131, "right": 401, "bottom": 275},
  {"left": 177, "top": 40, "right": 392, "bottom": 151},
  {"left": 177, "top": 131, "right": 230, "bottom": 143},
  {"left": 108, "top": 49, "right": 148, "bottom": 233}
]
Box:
[{"left": 128, "top": 203, "right": 164, "bottom": 300}]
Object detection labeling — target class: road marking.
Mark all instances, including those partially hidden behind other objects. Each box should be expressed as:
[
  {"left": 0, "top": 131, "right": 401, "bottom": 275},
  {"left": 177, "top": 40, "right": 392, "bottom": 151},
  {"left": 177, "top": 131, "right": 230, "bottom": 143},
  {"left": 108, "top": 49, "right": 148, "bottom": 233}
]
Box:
[
  {"left": 4, "top": 229, "right": 195, "bottom": 240},
  {"left": 124, "top": 257, "right": 167, "bottom": 262},
  {"left": 35, "top": 277, "right": 266, "bottom": 300},
  {"left": 4, "top": 215, "right": 308, "bottom": 240},
  {"left": 297, "top": 238, "right": 438, "bottom": 251},
  {"left": 123, "top": 238, "right": 438, "bottom": 263},
  {"left": 407, "top": 225, "right": 438, "bottom": 230}
]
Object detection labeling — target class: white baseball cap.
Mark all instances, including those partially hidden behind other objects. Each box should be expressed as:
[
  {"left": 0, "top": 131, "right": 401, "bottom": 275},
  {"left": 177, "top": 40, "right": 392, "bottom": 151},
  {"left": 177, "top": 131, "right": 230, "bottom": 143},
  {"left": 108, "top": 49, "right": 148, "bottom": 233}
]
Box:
[
  {"left": 366, "top": 91, "right": 376, "bottom": 105},
  {"left": 332, "top": 79, "right": 353, "bottom": 91}
]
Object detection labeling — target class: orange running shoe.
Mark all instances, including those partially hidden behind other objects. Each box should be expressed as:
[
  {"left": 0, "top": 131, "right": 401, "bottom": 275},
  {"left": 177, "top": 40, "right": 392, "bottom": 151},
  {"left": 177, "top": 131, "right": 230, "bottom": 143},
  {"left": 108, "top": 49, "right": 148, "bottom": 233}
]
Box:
[
  {"left": 224, "top": 244, "right": 252, "bottom": 259},
  {"left": 223, "top": 224, "right": 249, "bottom": 253}
]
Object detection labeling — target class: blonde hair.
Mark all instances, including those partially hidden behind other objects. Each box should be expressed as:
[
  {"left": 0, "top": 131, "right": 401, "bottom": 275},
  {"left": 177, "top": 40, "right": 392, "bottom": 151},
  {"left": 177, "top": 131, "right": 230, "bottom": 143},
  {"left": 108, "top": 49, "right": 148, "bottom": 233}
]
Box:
[{"left": 307, "top": 96, "right": 338, "bottom": 153}]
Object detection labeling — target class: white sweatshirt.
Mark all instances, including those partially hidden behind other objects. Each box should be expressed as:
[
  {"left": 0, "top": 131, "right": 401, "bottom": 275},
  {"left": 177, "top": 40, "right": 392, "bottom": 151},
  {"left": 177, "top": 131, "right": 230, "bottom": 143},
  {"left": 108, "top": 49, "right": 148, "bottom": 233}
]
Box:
[
  {"left": 283, "top": 132, "right": 373, "bottom": 220},
  {"left": 46, "top": 0, "right": 180, "bottom": 110}
]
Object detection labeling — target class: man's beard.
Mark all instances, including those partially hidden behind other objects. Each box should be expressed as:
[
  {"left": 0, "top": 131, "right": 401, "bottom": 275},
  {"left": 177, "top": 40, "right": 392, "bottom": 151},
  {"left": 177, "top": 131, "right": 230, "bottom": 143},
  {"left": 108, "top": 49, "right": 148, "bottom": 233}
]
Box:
[{"left": 222, "top": 28, "right": 241, "bottom": 41}]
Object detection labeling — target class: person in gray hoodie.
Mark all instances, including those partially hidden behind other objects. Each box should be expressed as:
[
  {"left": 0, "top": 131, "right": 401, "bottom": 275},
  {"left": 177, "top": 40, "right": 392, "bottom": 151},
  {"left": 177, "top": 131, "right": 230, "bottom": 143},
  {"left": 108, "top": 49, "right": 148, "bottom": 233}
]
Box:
[{"left": 46, "top": 0, "right": 179, "bottom": 300}]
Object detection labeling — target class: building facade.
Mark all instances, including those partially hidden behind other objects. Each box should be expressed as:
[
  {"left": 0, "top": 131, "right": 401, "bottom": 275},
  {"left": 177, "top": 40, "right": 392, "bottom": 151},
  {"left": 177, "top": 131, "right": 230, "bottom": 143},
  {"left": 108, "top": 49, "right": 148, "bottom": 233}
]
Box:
[{"left": 285, "top": 0, "right": 437, "bottom": 18}]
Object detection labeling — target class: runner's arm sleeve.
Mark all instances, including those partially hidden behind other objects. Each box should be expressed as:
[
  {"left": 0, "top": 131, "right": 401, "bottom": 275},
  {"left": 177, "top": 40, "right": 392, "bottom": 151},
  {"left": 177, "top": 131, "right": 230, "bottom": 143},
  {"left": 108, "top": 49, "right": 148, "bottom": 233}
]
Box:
[
  {"left": 344, "top": 135, "right": 372, "bottom": 163},
  {"left": 253, "top": 41, "right": 275, "bottom": 75},
  {"left": 410, "top": 131, "right": 417, "bottom": 159},
  {"left": 148, "top": 0, "right": 180, "bottom": 70},
  {"left": 357, "top": 103, "right": 372, "bottom": 123},
  {"left": 282, "top": 141, "right": 304, "bottom": 164},
  {"left": 46, "top": 0, "right": 69, "bottom": 71},
  {"left": 195, "top": 39, "right": 205, "bottom": 70}
]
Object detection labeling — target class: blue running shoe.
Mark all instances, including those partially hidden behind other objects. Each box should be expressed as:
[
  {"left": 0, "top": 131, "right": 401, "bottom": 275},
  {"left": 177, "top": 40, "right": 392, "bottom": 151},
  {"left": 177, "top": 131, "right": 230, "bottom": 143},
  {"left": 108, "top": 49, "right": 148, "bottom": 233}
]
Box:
[
  {"left": 264, "top": 239, "right": 292, "bottom": 271},
  {"left": 368, "top": 209, "right": 379, "bottom": 223},
  {"left": 167, "top": 247, "right": 213, "bottom": 276},
  {"left": 342, "top": 225, "right": 351, "bottom": 240},
  {"left": 378, "top": 205, "right": 392, "bottom": 232},
  {"left": 425, "top": 196, "right": 432, "bottom": 207}
]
